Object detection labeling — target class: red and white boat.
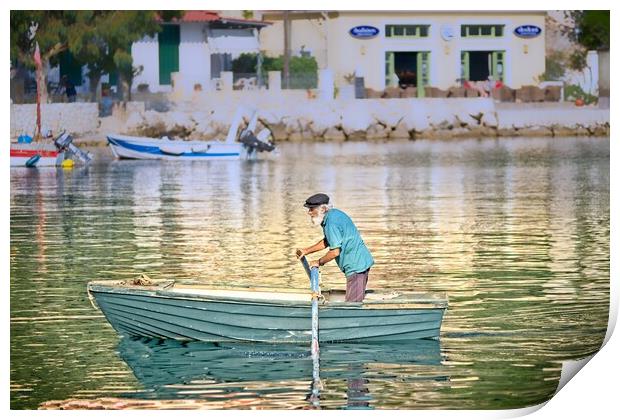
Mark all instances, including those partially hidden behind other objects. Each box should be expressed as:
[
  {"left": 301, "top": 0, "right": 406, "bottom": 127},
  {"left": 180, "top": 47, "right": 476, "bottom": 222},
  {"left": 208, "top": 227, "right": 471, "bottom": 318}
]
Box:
[
  {"left": 10, "top": 132, "right": 91, "bottom": 167},
  {"left": 10, "top": 142, "right": 65, "bottom": 167}
]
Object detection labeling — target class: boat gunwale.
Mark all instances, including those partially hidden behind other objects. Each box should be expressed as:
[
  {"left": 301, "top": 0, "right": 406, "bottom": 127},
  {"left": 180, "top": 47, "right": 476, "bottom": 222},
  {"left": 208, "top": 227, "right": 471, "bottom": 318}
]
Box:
[{"left": 87, "top": 281, "right": 449, "bottom": 310}]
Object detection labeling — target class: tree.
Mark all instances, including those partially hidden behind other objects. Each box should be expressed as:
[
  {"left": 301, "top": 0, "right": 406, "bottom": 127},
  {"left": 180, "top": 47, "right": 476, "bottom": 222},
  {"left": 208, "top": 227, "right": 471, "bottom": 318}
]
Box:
[
  {"left": 10, "top": 11, "right": 183, "bottom": 102},
  {"left": 91, "top": 11, "right": 183, "bottom": 101},
  {"left": 11, "top": 11, "right": 85, "bottom": 103},
  {"left": 568, "top": 10, "right": 610, "bottom": 50},
  {"left": 562, "top": 10, "right": 610, "bottom": 71}
]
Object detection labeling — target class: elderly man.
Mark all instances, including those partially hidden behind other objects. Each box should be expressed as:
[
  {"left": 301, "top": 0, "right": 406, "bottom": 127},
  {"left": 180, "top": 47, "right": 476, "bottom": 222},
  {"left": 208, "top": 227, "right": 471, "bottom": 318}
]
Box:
[{"left": 296, "top": 193, "right": 374, "bottom": 302}]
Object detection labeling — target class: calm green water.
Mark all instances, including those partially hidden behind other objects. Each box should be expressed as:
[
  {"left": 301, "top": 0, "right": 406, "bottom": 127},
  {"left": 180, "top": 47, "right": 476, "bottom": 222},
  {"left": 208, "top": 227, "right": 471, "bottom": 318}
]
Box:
[{"left": 10, "top": 137, "right": 609, "bottom": 409}]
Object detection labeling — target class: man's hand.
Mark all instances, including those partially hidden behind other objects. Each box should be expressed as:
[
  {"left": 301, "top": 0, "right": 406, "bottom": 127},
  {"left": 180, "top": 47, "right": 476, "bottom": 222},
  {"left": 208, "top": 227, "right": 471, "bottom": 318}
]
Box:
[
  {"left": 309, "top": 259, "right": 320, "bottom": 268},
  {"left": 295, "top": 248, "right": 306, "bottom": 259}
]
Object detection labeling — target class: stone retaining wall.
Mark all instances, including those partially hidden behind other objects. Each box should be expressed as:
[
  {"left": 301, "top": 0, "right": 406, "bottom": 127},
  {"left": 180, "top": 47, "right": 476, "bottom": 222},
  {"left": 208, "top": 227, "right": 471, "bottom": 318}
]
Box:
[
  {"left": 10, "top": 99, "right": 610, "bottom": 142},
  {"left": 10, "top": 103, "right": 100, "bottom": 137},
  {"left": 113, "top": 97, "right": 609, "bottom": 141}
]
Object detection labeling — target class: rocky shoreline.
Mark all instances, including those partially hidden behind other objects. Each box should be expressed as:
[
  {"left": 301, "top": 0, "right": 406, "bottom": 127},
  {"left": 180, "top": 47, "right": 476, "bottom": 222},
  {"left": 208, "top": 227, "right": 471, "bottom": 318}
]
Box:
[
  {"left": 12, "top": 98, "right": 610, "bottom": 146},
  {"left": 99, "top": 98, "right": 610, "bottom": 143}
]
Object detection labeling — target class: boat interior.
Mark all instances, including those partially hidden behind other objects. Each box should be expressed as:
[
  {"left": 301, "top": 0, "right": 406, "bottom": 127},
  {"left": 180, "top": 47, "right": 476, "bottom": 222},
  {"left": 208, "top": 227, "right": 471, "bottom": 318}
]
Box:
[{"left": 89, "top": 279, "right": 446, "bottom": 306}]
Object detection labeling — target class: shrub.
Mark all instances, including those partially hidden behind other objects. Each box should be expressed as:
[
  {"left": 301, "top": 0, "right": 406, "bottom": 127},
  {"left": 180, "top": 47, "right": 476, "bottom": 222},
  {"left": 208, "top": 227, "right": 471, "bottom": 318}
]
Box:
[
  {"left": 538, "top": 51, "right": 566, "bottom": 81},
  {"left": 231, "top": 53, "right": 318, "bottom": 89},
  {"left": 564, "top": 84, "right": 598, "bottom": 105}
]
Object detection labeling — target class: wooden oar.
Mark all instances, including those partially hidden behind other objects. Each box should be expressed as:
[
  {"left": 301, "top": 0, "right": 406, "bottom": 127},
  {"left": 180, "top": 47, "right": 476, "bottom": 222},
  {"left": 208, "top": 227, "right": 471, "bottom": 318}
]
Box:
[
  {"left": 300, "top": 255, "right": 321, "bottom": 407},
  {"left": 300, "top": 256, "right": 320, "bottom": 356}
]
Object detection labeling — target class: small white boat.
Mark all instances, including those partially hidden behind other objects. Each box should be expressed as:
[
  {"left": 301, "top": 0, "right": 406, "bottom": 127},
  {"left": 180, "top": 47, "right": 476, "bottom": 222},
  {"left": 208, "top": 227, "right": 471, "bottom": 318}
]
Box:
[
  {"left": 107, "top": 108, "right": 275, "bottom": 161},
  {"left": 107, "top": 134, "right": 246, "bottom": 160}
]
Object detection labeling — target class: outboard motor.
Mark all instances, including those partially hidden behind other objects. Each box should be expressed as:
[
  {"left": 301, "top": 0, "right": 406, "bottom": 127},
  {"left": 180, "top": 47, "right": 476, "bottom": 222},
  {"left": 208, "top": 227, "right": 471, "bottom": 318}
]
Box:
[
  {"left": 54, "top": 131, "right": 93, "bottom": 164},
  {"left": 238, "top": 128, "right": 276, "bottom": 153}
]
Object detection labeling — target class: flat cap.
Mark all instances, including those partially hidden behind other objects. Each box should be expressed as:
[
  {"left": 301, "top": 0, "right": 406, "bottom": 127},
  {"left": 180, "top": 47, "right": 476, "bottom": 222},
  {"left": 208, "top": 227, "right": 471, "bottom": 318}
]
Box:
[{"left": 304, "top": 193, "right": 330, "bottom": 208}]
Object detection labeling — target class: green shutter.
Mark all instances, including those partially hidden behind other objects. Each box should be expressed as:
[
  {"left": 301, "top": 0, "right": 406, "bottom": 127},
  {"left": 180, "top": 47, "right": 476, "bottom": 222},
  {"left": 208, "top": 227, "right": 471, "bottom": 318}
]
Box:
[
  {"left": 159, "top": 25, "right": 180, "bottom": 85},
  {"left": 385, "top": 52, "right": 395, "bottom": 87},
  {"left": 492, "top": 51, "right": 505, "bottom": 82},
  {"left": 416, "top": 52, "right": 430, "bottom": 98},
  {"left": 461, "top": 51, "right": 470, "bottom": 81}
]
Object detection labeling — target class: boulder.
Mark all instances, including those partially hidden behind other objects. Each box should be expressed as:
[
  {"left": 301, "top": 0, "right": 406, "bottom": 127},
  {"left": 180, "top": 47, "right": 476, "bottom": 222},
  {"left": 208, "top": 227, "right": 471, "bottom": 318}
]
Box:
[
  {"left": 341, "top": 103, "right": 371, "bottom": 135},
  {"left": 481, "top": 111, "right": 499, "bottom": 128},
  {"left": 366, "top": 123, "right": 391, "bottom": 139},
  {"left": 389, "top": 120, "right": 410, "bottom": 139},
  {"left": 125, "top": 112, "right": 145, "bottom": 132},
  {"left": 264, "top": 122, "right": 288, "bottom": 141},
  {"left": 323, "top": 126, "right": 346, "bottom": 141},
  {"left": 344, "top": 129, "right": 367, "bottom": 140},
  {"left": 370, "top": 101, "right": 403, "bottom": 128},
  {"left": 164, "top": 111, "right": 195, "bottom": 137}
]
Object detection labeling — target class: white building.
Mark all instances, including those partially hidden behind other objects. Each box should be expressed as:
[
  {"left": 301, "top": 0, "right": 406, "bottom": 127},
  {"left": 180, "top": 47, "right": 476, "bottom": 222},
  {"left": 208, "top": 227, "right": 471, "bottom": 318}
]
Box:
[
  {"left": 260, "top": 11, "right": 547, "bottom": 95},
  {"left": 131, "top": 11, "right": 270, "bottom": 93}
]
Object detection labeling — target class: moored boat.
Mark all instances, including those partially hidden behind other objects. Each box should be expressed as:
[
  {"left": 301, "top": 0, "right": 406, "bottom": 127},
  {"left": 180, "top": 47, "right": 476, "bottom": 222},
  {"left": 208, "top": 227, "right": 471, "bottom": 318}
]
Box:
[
  {"left": 10, "top": 142, "right": 65, "bottom": 167},
  {"left": 107, "top": 134, "right": 247, "bottom": 160},
  {"left": 107, "top": 108, "right": 275, "bottom": 161},
  {"left": 10, "top": 132, "right": 92, "bottom": 167},
  {"left": 87, "top": 279, "right": 448, "bottom": 343}
]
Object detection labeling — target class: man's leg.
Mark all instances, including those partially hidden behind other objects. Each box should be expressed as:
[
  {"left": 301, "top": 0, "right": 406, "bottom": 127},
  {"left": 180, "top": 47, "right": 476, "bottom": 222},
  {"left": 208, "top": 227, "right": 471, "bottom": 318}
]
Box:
[{"left": 345, "top": 269, "right": 370, "bottom": 302}]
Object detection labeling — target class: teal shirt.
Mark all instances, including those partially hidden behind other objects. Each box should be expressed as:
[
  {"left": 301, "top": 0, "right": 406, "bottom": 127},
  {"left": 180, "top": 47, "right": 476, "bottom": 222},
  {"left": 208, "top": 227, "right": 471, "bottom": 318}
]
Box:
[{"left": 322, "top": 208, "right": 374, "bottom": 277}]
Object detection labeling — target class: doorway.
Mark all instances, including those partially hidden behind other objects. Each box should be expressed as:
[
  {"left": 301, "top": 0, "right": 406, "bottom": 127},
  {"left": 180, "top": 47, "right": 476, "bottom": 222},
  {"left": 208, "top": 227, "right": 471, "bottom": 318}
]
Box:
[
  {"left": 385, "top": 51, "right": 430, "bottom": 97},
  {"left": 461, "top": 51, "right": 505, "bottom": 82}
]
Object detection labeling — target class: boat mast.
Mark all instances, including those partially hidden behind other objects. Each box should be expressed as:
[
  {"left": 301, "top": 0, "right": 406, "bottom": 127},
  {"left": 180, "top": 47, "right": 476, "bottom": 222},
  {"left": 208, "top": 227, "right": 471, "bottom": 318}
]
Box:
[
  {"left": 35, "top": 42, "right": 42, "bottom": 141},
  {"left": 30, "top": 22, "right": 42, "bottom": 141}
]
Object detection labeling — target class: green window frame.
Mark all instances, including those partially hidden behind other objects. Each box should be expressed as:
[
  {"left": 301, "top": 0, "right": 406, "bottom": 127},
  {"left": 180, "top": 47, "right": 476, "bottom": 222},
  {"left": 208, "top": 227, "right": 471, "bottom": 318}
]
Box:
[
  {"left": 460, "top": 25, "right": 504, "bottom": 38},
  {"left": 385, "top": 52, "right": 395, "bottom": 87},
  {"left": 491, "top": 51, "right": 505, "bottom": 81},
  {"left": 385, "top": 24, "right": 430, "bottom": 38},
  {"left": 460, "top": 51, "right": 505, "bottom": 82},
  {"left": 158, "top": 24, "right": 180, "bottom": 86},
  {"left": 385, "top": 51, "right": 430, "bottom": 98},
  {"left": 417, "top": 51, "right": 430, "bottom": 98}
]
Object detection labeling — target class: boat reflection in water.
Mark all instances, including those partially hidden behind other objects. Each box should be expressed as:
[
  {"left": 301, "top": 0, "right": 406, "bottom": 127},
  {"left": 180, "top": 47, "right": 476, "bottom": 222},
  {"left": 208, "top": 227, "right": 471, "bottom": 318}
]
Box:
[{"left": 116, "top": 337, "right": 447, "bottom": 409}]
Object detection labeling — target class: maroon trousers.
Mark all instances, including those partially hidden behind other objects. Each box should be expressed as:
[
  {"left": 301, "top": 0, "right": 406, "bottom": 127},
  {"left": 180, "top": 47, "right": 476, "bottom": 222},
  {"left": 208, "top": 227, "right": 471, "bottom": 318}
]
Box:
[{"left": 345, "top": 269, "right": 370, "bottom": 302}]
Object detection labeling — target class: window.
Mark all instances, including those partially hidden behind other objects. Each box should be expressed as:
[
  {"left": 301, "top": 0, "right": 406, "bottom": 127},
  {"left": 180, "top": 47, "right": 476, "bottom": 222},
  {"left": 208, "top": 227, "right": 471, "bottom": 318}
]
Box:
[
  {"left": 461, "top": 24, "right": 504, "bottom": 37},
  {"left": 386, "top": 24, "right": 430, "bottom": 38}
]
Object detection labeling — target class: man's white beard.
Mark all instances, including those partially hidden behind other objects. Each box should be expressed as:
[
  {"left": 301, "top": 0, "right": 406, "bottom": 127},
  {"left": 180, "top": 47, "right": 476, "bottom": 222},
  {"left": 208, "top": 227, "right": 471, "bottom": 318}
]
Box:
[{"left": 311, "top": 212, "right": 325, "bottom": 226}]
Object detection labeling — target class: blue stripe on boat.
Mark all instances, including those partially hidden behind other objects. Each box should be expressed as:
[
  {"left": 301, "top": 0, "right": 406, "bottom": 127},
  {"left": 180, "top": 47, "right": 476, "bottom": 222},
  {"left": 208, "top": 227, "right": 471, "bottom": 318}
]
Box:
[{"left": 108, "top": 137, "right": 240, "bottom": 157}]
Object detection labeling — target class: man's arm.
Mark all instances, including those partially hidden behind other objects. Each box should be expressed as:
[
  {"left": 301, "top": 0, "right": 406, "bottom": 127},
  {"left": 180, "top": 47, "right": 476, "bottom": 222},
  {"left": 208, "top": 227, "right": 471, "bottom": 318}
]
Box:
[
  {"left": 296, "top": 238, "right": 328, "bottom": 259},
  {"left": 310, "top": 247, "right": 340, "bottom": 268}
]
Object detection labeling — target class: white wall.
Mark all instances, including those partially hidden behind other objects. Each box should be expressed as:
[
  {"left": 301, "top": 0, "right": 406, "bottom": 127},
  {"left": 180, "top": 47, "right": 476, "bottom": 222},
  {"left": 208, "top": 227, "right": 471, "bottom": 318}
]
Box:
[
  {"left": 207, "top": 28, "right": 260, "bottom": 59},
  {"left": 132, "top": 34, "right": 163, "bottom": 92},
  {"left": 179, "top": 23, "right": 211, "bottom": 91},
  {"left": 262, "top": 12, "right": 546, "bottom": 91},
  {"left": 132, "top": 26, "right": 261, "bottom": 93},
  {"left": 564, "top": 50, "right": 599, "bottom": 96},
  {"left": 11, "top": 103, "right": 100, "bottom": 137}
]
